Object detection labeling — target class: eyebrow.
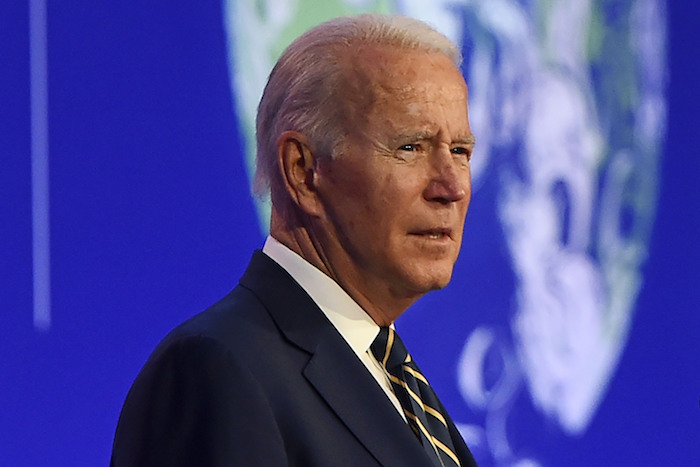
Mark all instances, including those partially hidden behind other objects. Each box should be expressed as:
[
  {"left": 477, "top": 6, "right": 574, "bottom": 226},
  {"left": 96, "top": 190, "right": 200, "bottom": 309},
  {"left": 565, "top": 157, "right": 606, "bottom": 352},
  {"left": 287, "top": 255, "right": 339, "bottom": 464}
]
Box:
[
  {"left": 454, "top": 134, "right": 476, "bottom": 146},
  {"left": 396, "top": 131, "right": 476, "bottom": 146},
  {"left": 396, "top": 130, "right": 433, "bottom": 142}
]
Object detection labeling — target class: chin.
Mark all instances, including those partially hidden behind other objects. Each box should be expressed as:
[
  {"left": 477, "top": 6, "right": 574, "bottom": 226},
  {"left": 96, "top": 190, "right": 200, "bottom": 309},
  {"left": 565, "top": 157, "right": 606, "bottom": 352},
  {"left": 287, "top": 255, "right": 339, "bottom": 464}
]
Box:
[
  {"left": 410, "top": 269, "right": 455, "bottom": 294},
  {"left": 389, "top": 257, "right": 457, "bottom": 297},
  {"left": 429, "top": 276, "right": 453, "bottom": 291}
]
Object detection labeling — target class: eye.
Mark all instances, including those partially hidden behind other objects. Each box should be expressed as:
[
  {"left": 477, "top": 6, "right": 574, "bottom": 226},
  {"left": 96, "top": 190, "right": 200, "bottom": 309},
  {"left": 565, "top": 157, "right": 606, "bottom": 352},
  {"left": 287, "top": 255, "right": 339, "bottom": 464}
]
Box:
[
  {"left": 451, "top": 146, "right": 472, "bottom": 161},
  {"left": 398, "top": 143, "right": 420, "bottom": 152}
]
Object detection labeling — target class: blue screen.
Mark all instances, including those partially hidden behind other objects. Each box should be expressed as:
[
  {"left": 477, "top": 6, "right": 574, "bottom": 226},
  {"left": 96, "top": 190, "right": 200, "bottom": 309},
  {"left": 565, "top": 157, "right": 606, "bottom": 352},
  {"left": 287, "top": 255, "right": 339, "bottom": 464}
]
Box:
[{"left": 1, "top": 1, "right": 698, "bottom": 466}]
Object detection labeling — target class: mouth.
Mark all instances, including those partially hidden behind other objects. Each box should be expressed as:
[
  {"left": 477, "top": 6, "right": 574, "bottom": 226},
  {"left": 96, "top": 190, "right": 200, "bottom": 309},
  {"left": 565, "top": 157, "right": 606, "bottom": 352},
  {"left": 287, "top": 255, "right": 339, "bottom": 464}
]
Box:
[{"left": 409, "top": 228, "right": 453, "bottom": 240}]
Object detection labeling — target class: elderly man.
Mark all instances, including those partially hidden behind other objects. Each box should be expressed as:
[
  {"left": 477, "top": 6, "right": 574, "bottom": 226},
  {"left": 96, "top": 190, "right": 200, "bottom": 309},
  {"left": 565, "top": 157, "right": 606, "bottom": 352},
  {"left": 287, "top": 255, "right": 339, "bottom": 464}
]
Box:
[{"left": 112, "top": 14, "right": 477, "bottom": 467}]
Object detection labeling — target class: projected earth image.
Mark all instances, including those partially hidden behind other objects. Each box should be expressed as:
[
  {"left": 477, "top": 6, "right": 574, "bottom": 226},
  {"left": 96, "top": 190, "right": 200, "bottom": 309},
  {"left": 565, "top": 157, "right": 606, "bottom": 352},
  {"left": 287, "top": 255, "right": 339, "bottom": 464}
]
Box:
[{"left": 223, "top": 1, "right": 666, "bottom": 464}]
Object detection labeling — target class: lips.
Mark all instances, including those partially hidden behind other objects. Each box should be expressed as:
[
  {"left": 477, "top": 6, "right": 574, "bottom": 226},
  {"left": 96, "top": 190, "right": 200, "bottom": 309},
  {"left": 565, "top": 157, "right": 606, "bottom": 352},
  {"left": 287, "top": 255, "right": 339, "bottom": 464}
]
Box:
[{"left": 409, "top": 228, "right": 453, "bottom": 240}]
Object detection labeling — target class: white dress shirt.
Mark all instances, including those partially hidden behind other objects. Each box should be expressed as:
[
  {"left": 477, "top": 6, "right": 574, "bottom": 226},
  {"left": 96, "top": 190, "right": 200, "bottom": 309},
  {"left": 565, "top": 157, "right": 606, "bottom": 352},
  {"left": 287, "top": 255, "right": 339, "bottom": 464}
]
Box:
[{"left": 262, "top": 236, "right": 405, "bottom": 420}]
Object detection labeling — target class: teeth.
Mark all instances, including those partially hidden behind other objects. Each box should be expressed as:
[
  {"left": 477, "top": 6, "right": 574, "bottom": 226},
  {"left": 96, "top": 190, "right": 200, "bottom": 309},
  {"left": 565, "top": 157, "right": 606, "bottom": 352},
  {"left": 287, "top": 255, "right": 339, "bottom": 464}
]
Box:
[{"left": 427, "top": 233, "right": 442, "bottom": 239}]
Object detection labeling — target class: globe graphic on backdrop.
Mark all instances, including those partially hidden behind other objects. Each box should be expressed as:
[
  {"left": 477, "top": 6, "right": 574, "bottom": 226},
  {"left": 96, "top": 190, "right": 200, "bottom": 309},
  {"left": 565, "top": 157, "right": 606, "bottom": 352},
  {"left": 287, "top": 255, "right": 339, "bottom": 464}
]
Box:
[{"left": 223, "top": 0, "right": 666, "bottom": 464}]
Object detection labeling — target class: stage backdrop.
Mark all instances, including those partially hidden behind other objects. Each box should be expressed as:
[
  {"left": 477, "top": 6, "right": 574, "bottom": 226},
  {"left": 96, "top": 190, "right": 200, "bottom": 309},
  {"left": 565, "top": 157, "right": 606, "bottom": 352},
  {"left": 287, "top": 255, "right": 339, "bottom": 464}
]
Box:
[{"left": 2, "top": 1, "right": 698, "bottom": 466}]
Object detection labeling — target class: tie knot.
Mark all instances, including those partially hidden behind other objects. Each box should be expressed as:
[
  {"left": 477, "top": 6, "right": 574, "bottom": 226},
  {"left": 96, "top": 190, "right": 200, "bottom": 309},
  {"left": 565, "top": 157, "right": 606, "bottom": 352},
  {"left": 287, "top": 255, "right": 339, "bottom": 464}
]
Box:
[{"left": 370, "top": 326, "right": 410, "bottom": 372}]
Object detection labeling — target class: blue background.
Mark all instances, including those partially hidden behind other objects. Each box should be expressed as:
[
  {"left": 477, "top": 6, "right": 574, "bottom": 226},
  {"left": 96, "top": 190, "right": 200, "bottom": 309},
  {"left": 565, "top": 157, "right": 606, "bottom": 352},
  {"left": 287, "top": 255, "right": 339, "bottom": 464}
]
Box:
[{"left": 1, "top": 1, "right": 698, "bottom": 465}]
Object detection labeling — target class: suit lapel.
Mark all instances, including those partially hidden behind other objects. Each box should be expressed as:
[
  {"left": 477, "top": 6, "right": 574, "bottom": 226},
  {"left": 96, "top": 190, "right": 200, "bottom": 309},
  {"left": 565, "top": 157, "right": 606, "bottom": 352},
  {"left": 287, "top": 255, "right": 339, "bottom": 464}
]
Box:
[
  {"left": 303, "top": 328, "right": 431, "bottom": 466},
  {"left": 240, "top": 251, "right": 432, "bottom": 466}
]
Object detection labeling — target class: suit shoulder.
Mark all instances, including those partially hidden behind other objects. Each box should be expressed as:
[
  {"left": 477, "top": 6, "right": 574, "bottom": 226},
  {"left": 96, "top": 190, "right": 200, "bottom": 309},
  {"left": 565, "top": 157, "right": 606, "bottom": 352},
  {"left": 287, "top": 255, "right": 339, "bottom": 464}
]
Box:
[{"left": 166, "top": 284, "right": 269, "bottom": 342}]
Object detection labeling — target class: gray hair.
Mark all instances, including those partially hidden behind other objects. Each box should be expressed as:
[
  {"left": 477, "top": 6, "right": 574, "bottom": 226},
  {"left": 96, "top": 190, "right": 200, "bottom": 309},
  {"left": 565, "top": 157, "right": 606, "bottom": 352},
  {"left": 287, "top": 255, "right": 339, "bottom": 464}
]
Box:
[{"left": 254, "top": 14, "right": 461, "bottom": 204}]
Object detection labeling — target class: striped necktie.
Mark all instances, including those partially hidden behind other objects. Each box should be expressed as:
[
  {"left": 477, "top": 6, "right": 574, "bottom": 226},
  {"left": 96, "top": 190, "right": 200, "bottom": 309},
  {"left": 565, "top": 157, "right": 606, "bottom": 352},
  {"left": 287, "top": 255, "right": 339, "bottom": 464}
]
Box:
[{"left": 371, "top": 326, "right": 461, "bottom": 467}]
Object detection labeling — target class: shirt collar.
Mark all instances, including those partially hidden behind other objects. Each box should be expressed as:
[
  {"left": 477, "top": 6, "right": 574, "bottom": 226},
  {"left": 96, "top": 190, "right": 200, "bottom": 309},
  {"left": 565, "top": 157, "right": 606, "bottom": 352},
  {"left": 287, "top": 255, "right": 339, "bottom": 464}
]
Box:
[{"left": 262, "top": 236, "right": 380, "bottom": 357}]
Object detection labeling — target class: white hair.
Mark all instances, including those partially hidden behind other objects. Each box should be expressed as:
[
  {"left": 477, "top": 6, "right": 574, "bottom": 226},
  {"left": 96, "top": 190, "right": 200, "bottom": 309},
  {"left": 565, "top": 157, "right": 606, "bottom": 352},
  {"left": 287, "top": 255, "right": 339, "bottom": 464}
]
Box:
[{"left": 254, "top": 14, "right": 461, "bottom": 205}]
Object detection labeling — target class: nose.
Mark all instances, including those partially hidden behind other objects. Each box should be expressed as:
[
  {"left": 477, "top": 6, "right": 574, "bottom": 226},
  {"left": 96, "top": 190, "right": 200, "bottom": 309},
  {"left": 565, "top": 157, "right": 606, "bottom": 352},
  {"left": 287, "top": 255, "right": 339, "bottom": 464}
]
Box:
[{"left": 423, "top": 149, "right": 470, "bottom": 204}]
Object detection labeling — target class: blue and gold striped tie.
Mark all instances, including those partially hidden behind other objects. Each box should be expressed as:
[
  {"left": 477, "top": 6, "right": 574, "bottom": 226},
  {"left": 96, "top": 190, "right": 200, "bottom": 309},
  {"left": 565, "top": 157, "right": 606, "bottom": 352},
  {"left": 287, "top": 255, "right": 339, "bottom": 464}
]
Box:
[{"left": 371, "top": 326, "right": 461, "bottom": 467}]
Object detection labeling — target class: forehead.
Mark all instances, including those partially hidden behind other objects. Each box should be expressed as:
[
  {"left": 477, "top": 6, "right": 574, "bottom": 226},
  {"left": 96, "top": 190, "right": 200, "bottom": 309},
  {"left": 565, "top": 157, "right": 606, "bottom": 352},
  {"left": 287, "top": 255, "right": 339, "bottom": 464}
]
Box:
[
  {"left": 356, "top": 45, "right": 464, "bottom": 91},
  {"left": 350, "top": 46, "right": 470, "bottom": 134},
  {"left": 356, "top": 49, "right": 464, "bottom": 117}
]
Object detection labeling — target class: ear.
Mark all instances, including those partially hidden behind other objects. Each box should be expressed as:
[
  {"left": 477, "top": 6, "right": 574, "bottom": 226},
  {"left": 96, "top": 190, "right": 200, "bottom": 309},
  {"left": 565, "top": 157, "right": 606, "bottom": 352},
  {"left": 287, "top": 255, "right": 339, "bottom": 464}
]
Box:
[{"left": 277, "top": 130, "right": 324, "bottom": 216}]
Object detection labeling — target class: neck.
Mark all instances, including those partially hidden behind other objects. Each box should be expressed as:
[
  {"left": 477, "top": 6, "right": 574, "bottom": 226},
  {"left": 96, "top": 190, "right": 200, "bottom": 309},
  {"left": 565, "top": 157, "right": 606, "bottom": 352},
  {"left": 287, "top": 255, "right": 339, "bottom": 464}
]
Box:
[{"left": 269, "top": 209, "right": 415, "bottom": 326}]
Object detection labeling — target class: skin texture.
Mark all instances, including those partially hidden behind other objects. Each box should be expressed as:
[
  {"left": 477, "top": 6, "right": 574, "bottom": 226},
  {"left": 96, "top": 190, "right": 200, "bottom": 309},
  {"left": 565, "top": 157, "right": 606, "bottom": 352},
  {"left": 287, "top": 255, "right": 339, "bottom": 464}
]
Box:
[{"left": 272, "top": 44, "right": 474, "bottom": 326}]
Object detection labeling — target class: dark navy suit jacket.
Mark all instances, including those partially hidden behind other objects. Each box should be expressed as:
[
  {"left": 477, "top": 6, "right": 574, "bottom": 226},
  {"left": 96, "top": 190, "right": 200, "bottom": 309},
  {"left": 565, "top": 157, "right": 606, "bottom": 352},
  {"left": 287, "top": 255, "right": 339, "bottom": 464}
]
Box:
[{"left": 111, "top": 251, "right": 477, "bottom": 466}]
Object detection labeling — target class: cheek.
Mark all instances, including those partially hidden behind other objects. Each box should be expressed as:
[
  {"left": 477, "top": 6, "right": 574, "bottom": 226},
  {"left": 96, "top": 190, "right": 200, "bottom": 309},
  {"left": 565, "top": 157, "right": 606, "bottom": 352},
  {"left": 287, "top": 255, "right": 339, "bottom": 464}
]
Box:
[
  {"left": 350, "top": 169, "right": 395, "bottom": 212},
  {"left": 324, "top": 171, "right": 385, "bottom": 238},
  {"left": 345, "top": 181, "right": 404, "bottom": 245},
  {"left": 372, "top": 175, "right": 409, "bottom": 213},
  {"left": 373, "top": 175, "right": 426, "bottom": 234},
  {"left": 325, "top": 158, "right": 426, "bottom": 237}
]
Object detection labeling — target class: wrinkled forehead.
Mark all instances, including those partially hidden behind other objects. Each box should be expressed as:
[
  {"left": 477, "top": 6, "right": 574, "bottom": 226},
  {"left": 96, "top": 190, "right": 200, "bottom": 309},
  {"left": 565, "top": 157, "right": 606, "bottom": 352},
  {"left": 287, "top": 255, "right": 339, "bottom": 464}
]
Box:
[
  {"left": 343, "top": 44, "right": 467, "bottom": 116},
  {"left": 362, "top": 46, "right": 464, "bottom": 99}
]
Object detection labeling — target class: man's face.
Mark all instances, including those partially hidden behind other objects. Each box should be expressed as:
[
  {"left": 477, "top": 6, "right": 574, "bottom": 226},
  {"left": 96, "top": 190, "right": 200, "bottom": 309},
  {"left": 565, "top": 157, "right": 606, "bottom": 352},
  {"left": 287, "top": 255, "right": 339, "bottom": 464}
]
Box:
[{"left": 313, "top": 46, "right": 474, "bottom": 320}]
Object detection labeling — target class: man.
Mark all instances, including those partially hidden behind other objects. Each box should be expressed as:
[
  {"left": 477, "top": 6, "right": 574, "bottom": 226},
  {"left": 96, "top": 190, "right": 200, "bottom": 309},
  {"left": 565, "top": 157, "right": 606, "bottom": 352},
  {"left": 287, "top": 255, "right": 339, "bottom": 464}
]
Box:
[{"left": 112, "top": 14, "right": 477, "bottom": 466}]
